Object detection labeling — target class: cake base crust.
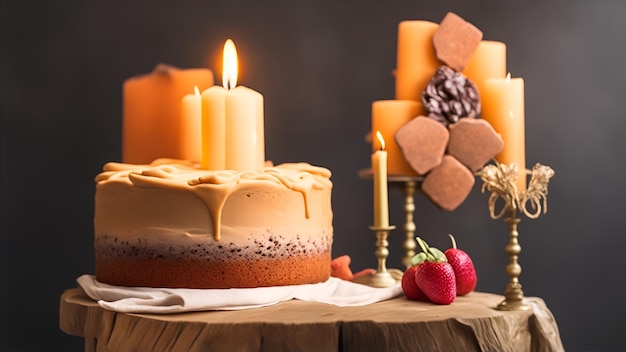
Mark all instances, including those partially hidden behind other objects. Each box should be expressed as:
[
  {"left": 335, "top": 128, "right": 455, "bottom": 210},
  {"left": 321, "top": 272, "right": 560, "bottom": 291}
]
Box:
[
  {"left": 95, "top": 234, "right": 332, "bottom": 289},
  {"left": 96, "top": 255, "right": 331, "bottom": 289}
]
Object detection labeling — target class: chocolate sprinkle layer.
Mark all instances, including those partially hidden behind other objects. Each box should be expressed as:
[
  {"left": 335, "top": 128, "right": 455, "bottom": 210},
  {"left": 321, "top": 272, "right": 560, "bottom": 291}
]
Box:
[{"left": 422, "top": 65, "right": 481, "bottom": 126}]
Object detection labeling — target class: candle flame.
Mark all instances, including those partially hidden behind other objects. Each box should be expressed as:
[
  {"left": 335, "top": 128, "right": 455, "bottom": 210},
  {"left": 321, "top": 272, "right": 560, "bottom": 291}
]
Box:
[
  {"left": 375, "top": 130, "right": 386, "bottom": 150},
  {"left": 222, "top": 39, "right": 238, "bottom": 90},
  {"left": 509, "top": 110, "right": 514, "bottom": 119},
  {"left": 194, "top": 85, "right": 200, "bottom": 97},
  {"left": 506, "top": 72, "right": 511, "bottom": 82}
]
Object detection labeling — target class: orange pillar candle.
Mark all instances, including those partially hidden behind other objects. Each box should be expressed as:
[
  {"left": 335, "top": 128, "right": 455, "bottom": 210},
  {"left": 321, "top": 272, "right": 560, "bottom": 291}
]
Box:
[
  {"left": 201, "top": 39, "right": 264, "bottom": 171},
  {"left": 372, "top": 131, "right": 390, "bottom": 228},
  {"left": 181, "top": 86, "right": 202, "bottom": 164},
  {"left": 395, "top": 21, "right": 441, "bottom": 102},
  {"left": 122, "top": 64, "right": 213, "bottom": 164},
  {"left": 481, "top": 74, "right": 526, "bottom": 192},
  {"left": 372, "top": 100, "right": 421, "bottom": 176},
  {"left": 463, "top": 40, "right": 507, "bottom": 105}
]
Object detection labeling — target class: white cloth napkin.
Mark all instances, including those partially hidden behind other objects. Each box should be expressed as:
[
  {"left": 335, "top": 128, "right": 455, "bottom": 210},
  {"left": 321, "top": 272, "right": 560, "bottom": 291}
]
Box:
[{"left": 76, "top": 274, "right": 403, "bottom": 314}]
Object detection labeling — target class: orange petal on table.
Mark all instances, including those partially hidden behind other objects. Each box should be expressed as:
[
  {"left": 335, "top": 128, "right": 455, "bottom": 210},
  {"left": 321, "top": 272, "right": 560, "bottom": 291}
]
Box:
[
  {"left": 331, "top": 255, "right": 354, "bottom": 280},
  {"left": 352, "top": 268, "right": 376, "bottom": 279}
]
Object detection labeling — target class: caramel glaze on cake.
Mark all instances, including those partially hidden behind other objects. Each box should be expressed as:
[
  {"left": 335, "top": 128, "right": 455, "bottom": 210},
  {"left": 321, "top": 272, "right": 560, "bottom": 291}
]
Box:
[{"left": 94, "top": 159, "right": 334, "bottom": 289}]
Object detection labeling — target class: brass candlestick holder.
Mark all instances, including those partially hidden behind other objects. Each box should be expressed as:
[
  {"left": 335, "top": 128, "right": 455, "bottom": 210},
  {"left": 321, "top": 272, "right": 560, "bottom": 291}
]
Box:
[
  {"left": 389, "top": 177, "right": 423, "bottom": 269},
  {"left": 477, "top": 162, "right": 555, "bottom": 311},
  {"left": 352, "top": 225, "right": 401, "bottom": 287}
]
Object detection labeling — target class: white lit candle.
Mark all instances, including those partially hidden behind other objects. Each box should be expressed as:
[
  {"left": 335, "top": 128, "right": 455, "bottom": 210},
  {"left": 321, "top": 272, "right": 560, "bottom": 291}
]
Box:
[
  {"left": 201, "top": 39, "right": 265, "bottom": 170},
  {"left": 225, "top": 86, "right": 263, "bottom": 171},
  {"left": 372, "top": 131, "right": 390, "bottom": 228}
]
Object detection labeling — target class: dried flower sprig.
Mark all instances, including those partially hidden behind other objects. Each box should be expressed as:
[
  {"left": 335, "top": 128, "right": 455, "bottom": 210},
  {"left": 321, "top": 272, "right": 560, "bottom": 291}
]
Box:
[{"left": 477, "top": 161, "right": 554, "bottom": 219}]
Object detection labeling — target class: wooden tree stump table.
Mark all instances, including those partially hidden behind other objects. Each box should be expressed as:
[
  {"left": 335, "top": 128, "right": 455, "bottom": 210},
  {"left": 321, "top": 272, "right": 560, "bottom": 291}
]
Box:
[{"left": 60, "top": 287, "right": 563, "bottom": 352}]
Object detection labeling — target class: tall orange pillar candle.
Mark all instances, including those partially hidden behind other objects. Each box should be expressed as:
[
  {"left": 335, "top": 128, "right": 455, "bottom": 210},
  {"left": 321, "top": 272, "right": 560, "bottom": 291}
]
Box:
[
  {"left": 463, "top": 40, "right": 507, "bottom": 104},
  {"left": 372, "top": 131, "right": 390, "bottom": 228},
  {"left": 395, "top": 21, "right": 441, "bottom": 102},
  {"left": 181, "top": 86, "right": 202, "bottom": 163},
  {"left": 372, "top": 100, "right": 420, "bottom": 176},
  {"left": 481, "top": 74, "right": 526, "bottom": 192},
  {"left": 201, "top": 39, "right": 265, "bottom": 171},
  {"left": 123, "top": 64, "right": 213, "bottom": 164}
]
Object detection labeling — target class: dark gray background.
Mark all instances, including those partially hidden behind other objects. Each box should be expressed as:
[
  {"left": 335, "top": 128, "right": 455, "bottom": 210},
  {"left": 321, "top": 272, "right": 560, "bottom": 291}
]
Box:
[{"left": 2, "top": 0, "right": 625, "bottom": 350}]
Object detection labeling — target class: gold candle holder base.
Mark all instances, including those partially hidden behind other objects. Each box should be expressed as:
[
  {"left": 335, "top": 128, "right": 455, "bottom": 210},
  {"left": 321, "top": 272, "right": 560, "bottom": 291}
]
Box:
[
  {"left": 395, "top": 179, "right": 420, "bottom": 269},
  {"left": 385, "top": 174, "right": 424, "bottom": 269},
  {"left": 478, "top": 162, "right": 555, "bottom": 311},
  {"left": 388, "top": 176, "right": 424, "bottom": 269},
  {"left": 496, "top": 211, "right": 530, "bottom": 311},
  {"left": 351, "top": 225, "right": 402, "bottom": 288}
]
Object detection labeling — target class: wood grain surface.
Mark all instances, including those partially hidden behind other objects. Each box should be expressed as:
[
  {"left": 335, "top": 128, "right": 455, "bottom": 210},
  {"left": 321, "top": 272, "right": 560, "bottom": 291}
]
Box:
[{"left": 60, "top": 288, "right": 563, "bottom": 352}]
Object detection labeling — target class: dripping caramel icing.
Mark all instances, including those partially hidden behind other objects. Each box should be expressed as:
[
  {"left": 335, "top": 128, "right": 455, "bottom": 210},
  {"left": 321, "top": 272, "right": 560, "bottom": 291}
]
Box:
[{"left": 94, "top": 159, "right": 333, "bottom": 241}]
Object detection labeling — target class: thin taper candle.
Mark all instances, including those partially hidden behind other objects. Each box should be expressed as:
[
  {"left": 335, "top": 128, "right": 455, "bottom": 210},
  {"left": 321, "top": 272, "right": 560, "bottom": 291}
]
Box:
[{"left": 372, "top": 131, "right": 390, "bottom": 228}]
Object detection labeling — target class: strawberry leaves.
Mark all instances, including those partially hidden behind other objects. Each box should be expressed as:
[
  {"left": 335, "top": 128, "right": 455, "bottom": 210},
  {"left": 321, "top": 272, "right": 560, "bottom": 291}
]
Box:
[{"left": 412, "top": 237, "right": 447, "bottom": 264}]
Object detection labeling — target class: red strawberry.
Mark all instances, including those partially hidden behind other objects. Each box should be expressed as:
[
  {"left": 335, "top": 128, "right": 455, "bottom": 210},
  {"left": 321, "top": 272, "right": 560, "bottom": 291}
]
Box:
[
  {"left": 401, "top": 265, "right": 429, "bottom": 301},
  {"left": 415, "top": 262, "right": 456, "bottom": 305},
  {"left": 412, "top": 237, "right": 456, "bottom": 305},
  {"left": 444, "top": 234, "right": 477, "bottom": 296}
]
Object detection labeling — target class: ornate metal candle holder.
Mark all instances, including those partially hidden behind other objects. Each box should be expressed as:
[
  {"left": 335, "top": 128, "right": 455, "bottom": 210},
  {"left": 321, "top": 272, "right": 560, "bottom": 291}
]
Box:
[
  {"left": 352, "top": 225, "right": 402, "bottom": 287},
  {"left": 477, "top": 162, "right": 555, "bottom": 311}
]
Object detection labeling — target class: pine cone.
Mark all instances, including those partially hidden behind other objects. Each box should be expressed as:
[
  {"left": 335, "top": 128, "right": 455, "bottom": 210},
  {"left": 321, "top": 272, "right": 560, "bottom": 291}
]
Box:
[{"left": 422, "top": 65, "right": 481, "bottom": 126}]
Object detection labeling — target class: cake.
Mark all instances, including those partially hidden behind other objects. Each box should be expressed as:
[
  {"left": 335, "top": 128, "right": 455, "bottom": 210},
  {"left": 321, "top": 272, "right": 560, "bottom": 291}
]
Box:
[{"left": 94, "top": 159, "right": 334, "bottom": 289}]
